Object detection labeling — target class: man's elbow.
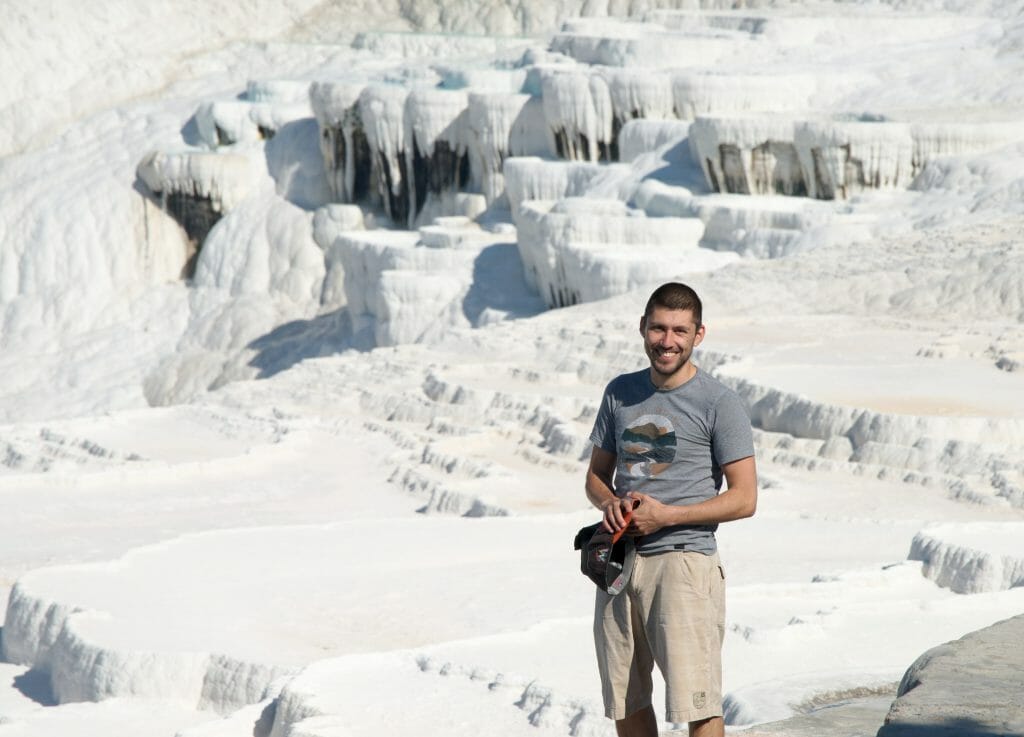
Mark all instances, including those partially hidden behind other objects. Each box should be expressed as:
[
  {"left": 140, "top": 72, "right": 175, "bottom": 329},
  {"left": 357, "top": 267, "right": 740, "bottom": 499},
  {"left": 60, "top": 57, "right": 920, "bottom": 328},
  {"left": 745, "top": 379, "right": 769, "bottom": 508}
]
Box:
[
  {"left": 737, "top": 489, "right": 757, "bottom": 519},
  {"left": 723, "top": 456, "right": 757, "bottom": 519}
]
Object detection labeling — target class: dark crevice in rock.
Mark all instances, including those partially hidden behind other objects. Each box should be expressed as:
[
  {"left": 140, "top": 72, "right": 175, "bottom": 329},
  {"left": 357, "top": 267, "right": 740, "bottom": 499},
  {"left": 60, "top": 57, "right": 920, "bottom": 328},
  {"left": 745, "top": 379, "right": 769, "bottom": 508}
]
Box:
[
  {"left": 377, "top": 149, "right": 410, "bottom": 228},
  {"left": 577, "top": 131, "right": 592, "bottom": 162},
  {"left": 752, "top": 141, "right": 807, "bottom": 197},
  {"left": 163, "top": 192, "right": 222, "bottom": 279},
  {"left": 548, "top": 262, "right": 580, "bottom": 308},
  {"left": 719, "top": 143, "right": 750, "bottom": 194},
  {"left": 811, "top": 147, "right": 836, "bottom": 200},
  {"left": 605, "top": 115, "right": 624, "bottom": 162},
  {"left": 412, "top": 139, "right": 430, "bottom": 217},
  {"left": 551, "top": 127, "right": 615, "bottom": 163},
  {"left": 410, "top": 139, "right": 471, "bottom": 222},
  {"left": 842, "top": 144, "right": 867, "bottom": 198},
  {"left": 705, "top": 157, "right": 720, "bottom": 192},
  {"left": 349, "top": 126, "right": 372, "bottom": 202},
  {"left": 323, "top": 123, "right": 373, "bottom": 203},
  {"left": 553, "top": 128, "right": 569, "bottom": 160}
]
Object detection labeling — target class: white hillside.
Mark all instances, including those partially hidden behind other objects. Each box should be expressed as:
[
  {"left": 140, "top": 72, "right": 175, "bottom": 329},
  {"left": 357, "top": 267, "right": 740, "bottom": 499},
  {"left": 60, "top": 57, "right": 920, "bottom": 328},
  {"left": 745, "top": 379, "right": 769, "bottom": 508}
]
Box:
[
  {"left": 3, "top": 328, "right": 1023, "bottom": 734},
  {"left": 2, "top": 2, "right": 1024, "bottom": 737}
]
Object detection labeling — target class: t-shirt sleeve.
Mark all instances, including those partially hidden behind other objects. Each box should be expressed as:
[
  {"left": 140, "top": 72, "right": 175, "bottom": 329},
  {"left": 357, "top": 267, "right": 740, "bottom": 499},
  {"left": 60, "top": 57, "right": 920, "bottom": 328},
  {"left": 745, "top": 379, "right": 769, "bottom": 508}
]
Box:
[
  {"left": 711, "top": 389, "right": 755, "bottom": 465},
  {"left": 589, "top": 383, "right": 618, "bottom": 454}
]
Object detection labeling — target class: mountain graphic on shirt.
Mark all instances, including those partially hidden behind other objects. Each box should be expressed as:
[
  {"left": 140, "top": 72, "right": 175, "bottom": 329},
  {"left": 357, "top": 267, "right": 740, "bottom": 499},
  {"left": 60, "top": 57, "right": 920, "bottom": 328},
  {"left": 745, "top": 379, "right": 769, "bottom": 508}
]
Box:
[
  {"left": 623, "top": 422, "right": 670, "bottom": 442},
  {"left": 621, "top": 414, "right": 676, "bottom": 477}
]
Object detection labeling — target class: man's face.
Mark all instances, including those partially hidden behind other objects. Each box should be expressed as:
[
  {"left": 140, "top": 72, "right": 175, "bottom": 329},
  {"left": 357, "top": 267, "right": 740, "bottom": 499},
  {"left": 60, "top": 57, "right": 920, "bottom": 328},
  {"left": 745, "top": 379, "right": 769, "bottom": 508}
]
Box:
[{"left": 640, "top": 307, "right": 705, "bottom": 380}]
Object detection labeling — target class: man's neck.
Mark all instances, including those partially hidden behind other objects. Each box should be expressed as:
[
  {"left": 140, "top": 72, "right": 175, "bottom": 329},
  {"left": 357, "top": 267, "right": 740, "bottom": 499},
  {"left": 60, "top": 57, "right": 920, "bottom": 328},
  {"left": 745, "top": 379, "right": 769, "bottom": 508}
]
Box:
[{"left": 650, "top": 362, "right": 697, "bottom": 390}]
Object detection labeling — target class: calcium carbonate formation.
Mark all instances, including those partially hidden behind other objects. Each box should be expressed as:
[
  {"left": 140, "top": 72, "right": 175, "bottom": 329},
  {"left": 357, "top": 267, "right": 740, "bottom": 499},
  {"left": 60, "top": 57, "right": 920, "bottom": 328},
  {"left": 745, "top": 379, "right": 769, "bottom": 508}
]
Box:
[
  {"left": 128, "top": 8, "right": 1024, "bottom": 349},
  {"left": 4, "top": 4, "right": 1024, "bottom": 737}
]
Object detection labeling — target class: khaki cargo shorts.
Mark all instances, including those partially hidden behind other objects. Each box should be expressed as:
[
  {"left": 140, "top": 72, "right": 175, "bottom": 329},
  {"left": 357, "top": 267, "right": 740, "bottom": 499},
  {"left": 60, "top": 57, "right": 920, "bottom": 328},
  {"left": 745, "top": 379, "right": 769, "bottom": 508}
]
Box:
[{"left": 593, "top": 549, "right": 725, "bottom": 724}]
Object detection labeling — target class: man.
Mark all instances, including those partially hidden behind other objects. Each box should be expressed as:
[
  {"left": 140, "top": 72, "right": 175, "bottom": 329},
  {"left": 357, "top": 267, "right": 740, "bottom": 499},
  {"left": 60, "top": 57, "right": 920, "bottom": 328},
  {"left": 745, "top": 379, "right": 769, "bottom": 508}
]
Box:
[{"left": 586, "top": 282, "right": 757, "bottom": 737}]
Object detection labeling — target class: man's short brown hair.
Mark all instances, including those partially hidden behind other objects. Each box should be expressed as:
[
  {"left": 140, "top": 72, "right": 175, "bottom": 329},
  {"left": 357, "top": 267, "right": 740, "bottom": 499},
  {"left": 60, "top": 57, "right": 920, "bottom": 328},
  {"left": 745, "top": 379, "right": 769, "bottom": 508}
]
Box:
[{"left": 644, "top": 282, "right": 703, "bottom": 327}]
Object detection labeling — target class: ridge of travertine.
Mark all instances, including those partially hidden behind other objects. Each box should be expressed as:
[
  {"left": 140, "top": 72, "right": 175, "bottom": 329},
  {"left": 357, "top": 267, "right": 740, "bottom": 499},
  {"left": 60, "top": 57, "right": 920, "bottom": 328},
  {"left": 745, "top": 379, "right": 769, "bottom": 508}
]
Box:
[
  {"left": 877, "top": 613, "right": 1024, "bottom": 737},
  {"left": 727, "top": 616, "right": 1024, "bottom": 737}
]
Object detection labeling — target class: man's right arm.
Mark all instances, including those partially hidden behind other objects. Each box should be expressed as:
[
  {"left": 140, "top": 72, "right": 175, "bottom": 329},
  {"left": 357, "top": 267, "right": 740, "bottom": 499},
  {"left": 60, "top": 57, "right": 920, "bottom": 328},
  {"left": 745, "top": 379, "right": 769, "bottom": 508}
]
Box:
[{"left": 585, "top": 446, "right": 631, "bottom": 533}]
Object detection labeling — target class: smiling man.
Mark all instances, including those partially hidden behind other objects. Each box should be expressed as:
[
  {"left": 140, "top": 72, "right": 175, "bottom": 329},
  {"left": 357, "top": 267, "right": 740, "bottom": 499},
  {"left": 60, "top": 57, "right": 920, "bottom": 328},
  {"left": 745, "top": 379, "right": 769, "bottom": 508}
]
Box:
[{"left": 585, "top": 282, "right": 758, "bottom": 737}]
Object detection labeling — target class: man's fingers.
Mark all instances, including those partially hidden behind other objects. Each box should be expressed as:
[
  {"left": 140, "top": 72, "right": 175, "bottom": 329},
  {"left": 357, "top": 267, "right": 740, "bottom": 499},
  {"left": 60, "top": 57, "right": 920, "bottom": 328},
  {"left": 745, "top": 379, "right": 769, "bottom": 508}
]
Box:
[
  {"left": 602, "top": 496, "right": 643, "bottom": 533},
  {"left": 602, "top": 501, "right": 624, "bottom": 531}
]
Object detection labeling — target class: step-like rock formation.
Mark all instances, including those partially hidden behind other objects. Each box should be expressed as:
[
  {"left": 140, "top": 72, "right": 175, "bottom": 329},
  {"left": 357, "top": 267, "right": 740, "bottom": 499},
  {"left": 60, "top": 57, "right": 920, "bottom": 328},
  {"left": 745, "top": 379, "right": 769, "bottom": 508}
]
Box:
[
  {"left": 690, "top": 116, "right": 1024, "bottom": 200},
  {"left": 877, "top": 614, "right": 1024, "bottom": 737},
  {"left": 512, "top": 197, "right": 720, "bottom": 308},
  {"left": 908, "top": 523, "right": 1024, "bottom": 594}
]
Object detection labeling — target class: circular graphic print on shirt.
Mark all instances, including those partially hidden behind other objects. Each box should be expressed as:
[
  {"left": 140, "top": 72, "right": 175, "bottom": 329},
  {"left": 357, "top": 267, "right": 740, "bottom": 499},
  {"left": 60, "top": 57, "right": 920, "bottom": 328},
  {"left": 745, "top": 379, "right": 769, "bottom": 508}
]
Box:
[{"left": 620, "top": 414, "right": 676, "bottom": 477}]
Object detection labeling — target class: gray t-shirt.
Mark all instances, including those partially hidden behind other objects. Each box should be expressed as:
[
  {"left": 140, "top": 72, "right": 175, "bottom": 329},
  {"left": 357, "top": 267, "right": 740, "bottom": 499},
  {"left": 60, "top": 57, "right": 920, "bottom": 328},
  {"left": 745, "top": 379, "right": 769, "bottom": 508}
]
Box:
[{"left": 589, "top": 367, "right": 754, "bottom": 555}]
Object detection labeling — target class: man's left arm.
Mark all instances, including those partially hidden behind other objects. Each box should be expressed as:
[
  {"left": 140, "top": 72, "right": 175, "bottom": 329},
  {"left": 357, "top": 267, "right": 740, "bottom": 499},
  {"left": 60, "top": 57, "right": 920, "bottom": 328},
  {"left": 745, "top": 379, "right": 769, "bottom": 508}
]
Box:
[{"left": 625, "top": 455, "right": 757, "bottom": 535}]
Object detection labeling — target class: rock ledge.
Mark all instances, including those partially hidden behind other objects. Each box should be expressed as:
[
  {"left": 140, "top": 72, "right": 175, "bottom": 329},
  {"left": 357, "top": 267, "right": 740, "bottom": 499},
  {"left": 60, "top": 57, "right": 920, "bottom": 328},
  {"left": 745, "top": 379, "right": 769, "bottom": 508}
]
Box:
[{"left": 878, "top": 614, "right": 1024, "bottom": 737}]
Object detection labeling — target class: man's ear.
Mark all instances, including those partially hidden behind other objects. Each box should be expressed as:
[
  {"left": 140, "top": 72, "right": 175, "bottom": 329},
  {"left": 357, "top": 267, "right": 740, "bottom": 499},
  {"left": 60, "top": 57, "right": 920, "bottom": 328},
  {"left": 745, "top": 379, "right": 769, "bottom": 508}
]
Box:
[
  {"left": 638, "top": 315, "right": 647, "bottom": 336},
  {"left": 694, "top": 323, "right": 706, "bottom": 346}
]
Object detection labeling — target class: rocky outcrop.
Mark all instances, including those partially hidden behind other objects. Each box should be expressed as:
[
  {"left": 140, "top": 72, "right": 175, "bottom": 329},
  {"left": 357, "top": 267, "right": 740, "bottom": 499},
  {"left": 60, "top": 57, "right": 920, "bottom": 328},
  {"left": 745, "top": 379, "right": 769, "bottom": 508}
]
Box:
[{"left": 877, "top": 614, "right": 1024, "bottom": 737}]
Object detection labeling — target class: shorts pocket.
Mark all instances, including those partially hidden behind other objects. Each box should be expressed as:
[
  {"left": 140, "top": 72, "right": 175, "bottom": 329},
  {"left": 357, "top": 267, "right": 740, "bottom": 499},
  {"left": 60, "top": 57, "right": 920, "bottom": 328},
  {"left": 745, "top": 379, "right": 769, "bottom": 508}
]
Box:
[{"left": 671, "top": 552, "right": 713, "bottom": 600}]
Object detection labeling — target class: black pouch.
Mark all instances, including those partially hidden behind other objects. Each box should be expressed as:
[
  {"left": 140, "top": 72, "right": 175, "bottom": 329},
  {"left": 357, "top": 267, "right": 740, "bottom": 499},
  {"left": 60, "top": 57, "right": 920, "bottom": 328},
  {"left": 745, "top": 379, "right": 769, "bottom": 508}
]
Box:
[{"left": 574, "top": 522, "right": 635, "bottom": 596}]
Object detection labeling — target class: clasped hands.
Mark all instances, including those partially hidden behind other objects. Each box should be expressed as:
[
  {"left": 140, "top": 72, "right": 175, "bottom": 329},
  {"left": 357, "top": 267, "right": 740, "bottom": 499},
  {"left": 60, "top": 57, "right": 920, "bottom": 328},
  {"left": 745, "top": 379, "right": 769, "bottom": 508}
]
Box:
[{"left": 601, "top": 492, "right": 667, "bottom": 536}]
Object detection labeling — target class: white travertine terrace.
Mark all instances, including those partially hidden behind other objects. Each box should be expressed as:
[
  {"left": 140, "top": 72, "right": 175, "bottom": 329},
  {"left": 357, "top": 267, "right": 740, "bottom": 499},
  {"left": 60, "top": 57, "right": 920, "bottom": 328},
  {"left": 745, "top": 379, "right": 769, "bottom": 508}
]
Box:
[
  {"left": 617, "top": 119, "right": 691, "bottom": 163},
  {"left": 540, "top": 67, "right": 614, "bottom": 162},
  {"left": 136, "top": 149, "right": 264, "bottom": 212},
  {"left": 691, "top": 116, "right": 1024, "bottom": 199},
  {"left": 404, "top": 88, "right": 471, "bottom": 227},
  {"left": 550, "top": 22, "right": 736, "bottom": 68},
  {"left": 466, "top": 92, "right": 548, "bottom": 203},
  {"left": 513, "top": 197, "right": 720, "bottom": 308},
  {"left": 603, "top": 68, "right": 674, "bottom": 125},
  {"left": 672, "top": 72, "right": 820, "bottom": 120},
  {"left": 194, "top": 80, "right": 315, "bottom": 147},
  {"left": 502, "top": 156, "right": 608, "bottom": 214},
  {"left": 4, "top": 2, "right": 1024, "bottom": 736},
  {"left": 359, "top": 84, "right": 411, "bottom": 223},
  {"left": 309, "top": 80, "right": 369, "bottom": 203},
  {"left": 909, "top": 523, "right": 1024, "bottom": 594}
]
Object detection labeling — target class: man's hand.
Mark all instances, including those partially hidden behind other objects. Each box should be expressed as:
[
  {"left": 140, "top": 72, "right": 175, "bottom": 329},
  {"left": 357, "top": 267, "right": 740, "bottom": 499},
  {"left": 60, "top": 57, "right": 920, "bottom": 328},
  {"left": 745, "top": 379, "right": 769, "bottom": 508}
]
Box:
[
  {"left": 587, "top": 446, "right": 760, "bottom": 536},
  {"left": 623, "top": 456, "right": 758, "bottom": 534},
  {"left": 623, "top": 492, "right": 668, "bottom": 535},
  {"left": 599, "top": 496, "right": 632, "bottom": 533}
]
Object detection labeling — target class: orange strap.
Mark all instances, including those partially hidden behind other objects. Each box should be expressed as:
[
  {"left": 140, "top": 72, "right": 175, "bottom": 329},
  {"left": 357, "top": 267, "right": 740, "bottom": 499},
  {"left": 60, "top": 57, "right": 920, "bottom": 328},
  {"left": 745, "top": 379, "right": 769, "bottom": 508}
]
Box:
[{"left": 610, "top": 499, "right": 639, "bottom": 544}]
